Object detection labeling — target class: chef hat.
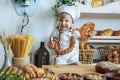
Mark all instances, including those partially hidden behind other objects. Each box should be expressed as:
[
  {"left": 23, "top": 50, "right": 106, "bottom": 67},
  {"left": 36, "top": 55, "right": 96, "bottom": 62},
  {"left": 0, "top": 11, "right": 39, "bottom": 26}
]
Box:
[{"left": 58, "top": 5, "right": 80, "bottom": 21}]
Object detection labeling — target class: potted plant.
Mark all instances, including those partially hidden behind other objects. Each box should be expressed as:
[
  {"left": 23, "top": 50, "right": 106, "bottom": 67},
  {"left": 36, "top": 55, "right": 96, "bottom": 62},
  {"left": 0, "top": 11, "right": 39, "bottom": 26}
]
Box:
[
  {"left": 21, "top": 0, "right": 36, "bottom": 4},
  {"left": 15, "top": 0, "right": 36, "bottom": 6}
]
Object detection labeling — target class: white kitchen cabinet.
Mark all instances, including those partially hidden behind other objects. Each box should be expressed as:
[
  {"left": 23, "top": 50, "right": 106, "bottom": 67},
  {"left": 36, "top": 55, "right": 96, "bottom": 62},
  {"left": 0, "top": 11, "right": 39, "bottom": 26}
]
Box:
[{"left": 77, "top": 1, "right": 120, "bottom": 60}]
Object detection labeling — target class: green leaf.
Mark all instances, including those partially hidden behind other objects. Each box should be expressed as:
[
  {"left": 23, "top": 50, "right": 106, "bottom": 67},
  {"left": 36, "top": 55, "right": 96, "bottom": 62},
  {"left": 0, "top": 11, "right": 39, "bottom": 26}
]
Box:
[
  {"left": 17, "top": 70, "right": 25, "bottom": 80},
  {"left": 10, "top": 78, "right": 15, "bottom": 80},
  {"left": 22, "top": 0, "right": 26, "bottom": 3},
  {"left": 5, "top": 68, "right": 14, "bottom": 80},
  {"left": 0, "top": 66, "right": 5, "bottom": 73},
  {"left": 11, "top": 67, "right": 20, "bottom": 79},
  {"left": 0, "top": 67, "right": 9, "bottom": 79}
]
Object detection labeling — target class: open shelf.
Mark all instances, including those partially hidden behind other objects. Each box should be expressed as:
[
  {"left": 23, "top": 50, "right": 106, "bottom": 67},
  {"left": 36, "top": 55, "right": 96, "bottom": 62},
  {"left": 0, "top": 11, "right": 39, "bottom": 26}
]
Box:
[
  {"left": 88, "top": 40, "right": 120, "bottom": 44},
  {"left": 88, "top": 36, "right": 120, "bottom": 44},
  {"left": 90, "top": 36, "right": 120, "bottom": 40},
  {"left": 77, "top": 1, "right": 120, "bottom": 14}
]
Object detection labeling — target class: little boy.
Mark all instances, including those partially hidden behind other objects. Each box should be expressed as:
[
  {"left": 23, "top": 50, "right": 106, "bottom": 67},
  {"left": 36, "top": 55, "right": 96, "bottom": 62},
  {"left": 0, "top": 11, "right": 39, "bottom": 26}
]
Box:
[{"left": 48, "top": 5, "right": 95, "bottom": 65}]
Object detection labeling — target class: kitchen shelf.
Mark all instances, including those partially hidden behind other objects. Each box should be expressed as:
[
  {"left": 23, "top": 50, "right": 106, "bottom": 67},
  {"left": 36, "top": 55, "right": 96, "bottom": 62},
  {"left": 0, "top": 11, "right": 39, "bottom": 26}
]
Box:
[
  {"left": 90, "top": 36, "right": 120, "bottom": 40},
  {"left": 76, "top": 1, "right": 120, "bottom": 60},
  {"left": 88, "top": 36, "right": 120, "bottom": 44},
  {"left": 77, "top": 1, "right": 120, "bottom": 14}
]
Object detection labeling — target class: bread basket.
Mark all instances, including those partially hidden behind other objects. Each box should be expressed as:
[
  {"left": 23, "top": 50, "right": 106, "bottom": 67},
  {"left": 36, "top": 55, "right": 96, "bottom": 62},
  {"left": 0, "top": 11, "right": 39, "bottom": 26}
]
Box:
[
  {"left": 98, "top": 46, "right": 120, "bottom": 63},
  {"left": 79, "top": 48, "right": 95, "bottom": 64}
]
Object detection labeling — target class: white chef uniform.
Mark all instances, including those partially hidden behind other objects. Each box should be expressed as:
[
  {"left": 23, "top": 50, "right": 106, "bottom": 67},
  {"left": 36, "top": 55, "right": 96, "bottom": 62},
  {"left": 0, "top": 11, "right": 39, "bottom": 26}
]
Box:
[
  {"left": 50, "top": 5, "right": 81, "bottom": 64},
  {"left": 50, "top": 28, "right": 80, "bottom": 65}
]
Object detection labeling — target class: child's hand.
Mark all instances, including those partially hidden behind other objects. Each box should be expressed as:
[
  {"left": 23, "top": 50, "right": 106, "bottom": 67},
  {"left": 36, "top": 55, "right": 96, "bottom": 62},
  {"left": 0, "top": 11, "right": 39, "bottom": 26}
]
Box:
[
  {"left": 79, "top": 37, "right": 89, "bottom": 43},
  {"left": 48, "top": 39, "right": 54, "bottom": 49},
  {"left": 88, "top": 30, "right": 97, "bottom": 37}
]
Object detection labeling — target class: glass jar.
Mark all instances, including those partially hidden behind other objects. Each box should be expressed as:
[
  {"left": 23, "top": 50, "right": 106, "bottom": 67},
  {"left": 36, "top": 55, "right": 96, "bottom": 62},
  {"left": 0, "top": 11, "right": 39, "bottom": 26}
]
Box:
[
  {"left": 34, "top": 42, "right": 49, "bottom": 67},
  {"left": 3, "top": 54, "right": 12, "bottom": 67}
]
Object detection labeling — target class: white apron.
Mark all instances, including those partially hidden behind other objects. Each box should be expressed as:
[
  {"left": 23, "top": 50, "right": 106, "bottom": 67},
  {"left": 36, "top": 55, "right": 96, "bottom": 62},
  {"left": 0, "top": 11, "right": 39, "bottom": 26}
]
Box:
[{"left": 50, "top": 28, "right": 80, "bottom": 65}]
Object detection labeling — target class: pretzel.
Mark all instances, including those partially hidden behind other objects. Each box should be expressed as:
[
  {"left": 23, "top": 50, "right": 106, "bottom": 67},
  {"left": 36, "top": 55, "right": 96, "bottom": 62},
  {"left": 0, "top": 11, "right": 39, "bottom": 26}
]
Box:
[
  {"left": 80, "top": 22, "right": 95, "bottom": 40},
  {"left": 54, "top": 36, "right": 75, "bottom": 55}
]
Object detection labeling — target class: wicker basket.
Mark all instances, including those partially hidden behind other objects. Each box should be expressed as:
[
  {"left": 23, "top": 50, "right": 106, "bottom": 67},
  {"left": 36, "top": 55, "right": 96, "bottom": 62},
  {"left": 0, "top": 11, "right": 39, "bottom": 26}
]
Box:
[
  {"left": 98, "top": 47, "right": 114, "bottom": 61},
  {"left": 79, "top": 49, "right": 95, "bottom": 64},
  {"left": 98, "top": 46, "right": 120, "bottom": 63}
]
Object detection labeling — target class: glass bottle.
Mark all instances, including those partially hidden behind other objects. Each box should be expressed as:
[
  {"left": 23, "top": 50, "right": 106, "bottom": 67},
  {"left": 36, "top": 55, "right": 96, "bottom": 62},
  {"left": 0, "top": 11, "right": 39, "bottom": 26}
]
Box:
[
  {"left": 3, "top": 53, "right": 12, "bottom": 67},
  {"left": 34, "top": 42, "right": 49, "bottom": 67}
]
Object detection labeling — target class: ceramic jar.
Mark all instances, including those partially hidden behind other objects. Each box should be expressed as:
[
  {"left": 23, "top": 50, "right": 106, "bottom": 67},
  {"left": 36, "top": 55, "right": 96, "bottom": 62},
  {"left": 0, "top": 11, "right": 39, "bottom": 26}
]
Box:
[{"left": 12, "top": 56, "right": 30, "bottom": 67}]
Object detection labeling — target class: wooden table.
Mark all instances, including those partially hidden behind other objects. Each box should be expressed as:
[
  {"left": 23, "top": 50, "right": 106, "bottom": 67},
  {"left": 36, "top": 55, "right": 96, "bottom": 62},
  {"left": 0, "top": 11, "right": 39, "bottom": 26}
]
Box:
[{"left": 42, "top": 64, "right": 102, "bottom": 75}]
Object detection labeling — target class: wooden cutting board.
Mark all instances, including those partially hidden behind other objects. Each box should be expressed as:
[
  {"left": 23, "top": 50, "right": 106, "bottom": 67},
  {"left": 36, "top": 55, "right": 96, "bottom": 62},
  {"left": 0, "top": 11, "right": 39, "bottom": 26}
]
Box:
[{"left": 42, "top": 64, "right": 102, "bottom": 75}]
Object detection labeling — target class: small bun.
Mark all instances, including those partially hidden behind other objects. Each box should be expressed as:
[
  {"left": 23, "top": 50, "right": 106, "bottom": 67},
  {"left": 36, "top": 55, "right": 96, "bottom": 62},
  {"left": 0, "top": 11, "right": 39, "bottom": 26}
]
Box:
[
  {"left": 100, "top": 29, "right": 113, "bottom": 36},
  {"left": 12, "top": 66, "right": 19, "bottom": 74},
  {"left": 79, "top": 43, "right": 84, "bottom": 50},
  {"left": 84, "top": 44, "right": 91, "bottom": 49},
  {"left": 113, "top": 30, "right": 120, "bottom": 36},
  {"left": 79, "top": 43, "right": 91, "bottom": 49}
]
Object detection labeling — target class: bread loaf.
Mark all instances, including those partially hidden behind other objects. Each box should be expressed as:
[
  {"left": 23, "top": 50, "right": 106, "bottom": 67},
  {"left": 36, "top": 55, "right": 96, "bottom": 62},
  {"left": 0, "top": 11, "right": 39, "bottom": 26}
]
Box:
[
  {"left": 100, "top": 29, "right": 113, "bottom": 36},
  {"left": 79, "top": 43, "right": 91, "bottom": 49},
  {"left": 113, "top": 30, "right": 120, "bottom": 36},
  {"left": 84, "top": 44, "right": 91, "bottom": 49},
  {"left": 79, "top": 43, "right": 84, "bottom": 50},
  {"left": 95, "top": 61, "right": 119, "bottom": 73}
]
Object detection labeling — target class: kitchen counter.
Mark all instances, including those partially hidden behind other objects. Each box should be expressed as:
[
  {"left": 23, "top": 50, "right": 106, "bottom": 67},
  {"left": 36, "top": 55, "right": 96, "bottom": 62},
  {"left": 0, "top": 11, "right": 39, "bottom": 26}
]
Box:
[
  {"left": 43, "top": 63, "right": 120, "bottom": 75},
  {"left": 42, "top": 64, "right": 103, "bottom": 75}
]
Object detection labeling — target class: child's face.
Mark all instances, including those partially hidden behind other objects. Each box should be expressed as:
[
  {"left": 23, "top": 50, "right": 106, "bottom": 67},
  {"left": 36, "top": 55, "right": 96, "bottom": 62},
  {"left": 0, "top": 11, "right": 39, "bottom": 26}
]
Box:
[{"left": 57, "top": 13, "right": 73, "bottom": 31}]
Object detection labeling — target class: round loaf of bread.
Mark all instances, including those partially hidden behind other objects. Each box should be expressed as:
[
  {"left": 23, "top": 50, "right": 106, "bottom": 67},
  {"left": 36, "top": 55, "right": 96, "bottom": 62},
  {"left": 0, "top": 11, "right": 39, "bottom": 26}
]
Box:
[
  {"left": 100, "top": 29, "right": 113, "bottom": 36},
  {"left": 95, "top": 61, "right": 119, "bottom": 73}
]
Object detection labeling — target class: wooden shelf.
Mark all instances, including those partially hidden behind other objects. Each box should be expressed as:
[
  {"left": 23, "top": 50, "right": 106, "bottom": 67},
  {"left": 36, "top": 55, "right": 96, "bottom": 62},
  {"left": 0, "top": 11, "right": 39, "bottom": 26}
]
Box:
[
  {"left": 88, "top": 36, "right": 120, "bottom": 44},
  {"left": 90, "top": 36, "right": 120, "bottom": 40},
  {"left": 88, "top": 40, "right": 120, "bottom": 44},
  {"left": 77, "top": 1, "right": 120, "bottom": 14}
]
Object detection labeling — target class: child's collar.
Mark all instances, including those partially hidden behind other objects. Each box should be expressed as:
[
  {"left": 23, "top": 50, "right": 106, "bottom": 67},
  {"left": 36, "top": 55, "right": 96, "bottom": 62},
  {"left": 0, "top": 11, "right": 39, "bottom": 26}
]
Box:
[{"left": 58, "top": 27, "right": 72, "bottom": 32}]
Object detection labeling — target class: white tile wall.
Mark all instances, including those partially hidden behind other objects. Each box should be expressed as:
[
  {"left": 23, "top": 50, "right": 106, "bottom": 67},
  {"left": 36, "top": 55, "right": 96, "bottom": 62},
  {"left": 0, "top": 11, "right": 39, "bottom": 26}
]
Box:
[{"left": 0, "top": 44, "right": 4, "bottom": 68}]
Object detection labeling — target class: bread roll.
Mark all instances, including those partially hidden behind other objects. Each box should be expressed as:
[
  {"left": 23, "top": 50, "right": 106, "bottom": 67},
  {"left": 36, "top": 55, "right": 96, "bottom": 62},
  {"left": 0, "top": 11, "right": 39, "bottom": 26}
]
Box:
[
  {"left": 84, "top": 44, "right": 91, "bottom": 49},
  {"left": 95, "top": 61, "right": 119, "bottom": 73},
  {"left": 79, "top": 43, "right": 84, "bottom": 49},
  {"left": 100, "top": 29, "right": 113, "bottom": 36},
  {"left": 113, "top": 30, "right": 120, "bottom": 36}
]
